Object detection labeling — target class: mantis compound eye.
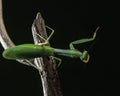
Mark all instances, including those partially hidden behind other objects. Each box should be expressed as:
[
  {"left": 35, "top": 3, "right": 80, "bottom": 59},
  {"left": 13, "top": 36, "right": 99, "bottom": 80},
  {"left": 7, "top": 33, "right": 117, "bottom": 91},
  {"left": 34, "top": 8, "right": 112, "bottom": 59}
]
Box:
[{"left": 80, "top": 50, "right": 90, "bottom": 63}]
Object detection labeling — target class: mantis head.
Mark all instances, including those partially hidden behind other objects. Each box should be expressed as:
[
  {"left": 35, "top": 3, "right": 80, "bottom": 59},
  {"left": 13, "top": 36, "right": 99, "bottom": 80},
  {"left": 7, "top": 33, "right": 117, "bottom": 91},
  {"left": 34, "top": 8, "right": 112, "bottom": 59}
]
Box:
[{"left": 80, "top": 50, "right": 90, "bottom": 63}]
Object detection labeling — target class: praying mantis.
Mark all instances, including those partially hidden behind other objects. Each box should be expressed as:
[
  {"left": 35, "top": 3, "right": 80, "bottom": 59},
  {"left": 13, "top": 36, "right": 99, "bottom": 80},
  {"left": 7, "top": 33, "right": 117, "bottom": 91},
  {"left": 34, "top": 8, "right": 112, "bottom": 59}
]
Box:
[{"left": 2, "top": 26, "right": 99, "bottom": 66}]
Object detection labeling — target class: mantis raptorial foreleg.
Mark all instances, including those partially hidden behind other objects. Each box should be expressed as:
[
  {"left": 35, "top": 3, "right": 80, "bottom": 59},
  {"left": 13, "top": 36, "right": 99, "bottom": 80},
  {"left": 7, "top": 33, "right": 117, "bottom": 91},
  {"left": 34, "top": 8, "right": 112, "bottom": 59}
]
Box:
[{"left": 69, "top": 26, "right": 99, "bottom": 50}]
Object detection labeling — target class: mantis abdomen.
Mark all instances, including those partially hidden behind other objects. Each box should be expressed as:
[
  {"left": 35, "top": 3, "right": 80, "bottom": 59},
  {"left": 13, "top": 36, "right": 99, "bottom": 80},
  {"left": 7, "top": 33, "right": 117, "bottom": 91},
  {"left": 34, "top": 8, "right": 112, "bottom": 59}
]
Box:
[{"left": 3, "top": 44, "right": 54, "bottom": 60}]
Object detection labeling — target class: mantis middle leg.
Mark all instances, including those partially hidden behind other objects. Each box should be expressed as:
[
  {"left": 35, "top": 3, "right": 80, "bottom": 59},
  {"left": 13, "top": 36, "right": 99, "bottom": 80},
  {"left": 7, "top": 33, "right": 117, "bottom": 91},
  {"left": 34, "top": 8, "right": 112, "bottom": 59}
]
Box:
[{"left": 50, "top": 56, "right": 62, "bottom": 68}]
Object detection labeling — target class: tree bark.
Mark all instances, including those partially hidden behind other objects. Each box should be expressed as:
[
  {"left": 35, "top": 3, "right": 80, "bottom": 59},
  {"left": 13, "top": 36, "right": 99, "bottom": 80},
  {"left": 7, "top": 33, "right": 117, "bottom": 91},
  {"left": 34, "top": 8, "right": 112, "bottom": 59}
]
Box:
[
  {"left": 32, "top": 13, "right": 63, "bottom": 96},
  {"left": 0, "top": 0, "right": 63, "bottom": 96}
]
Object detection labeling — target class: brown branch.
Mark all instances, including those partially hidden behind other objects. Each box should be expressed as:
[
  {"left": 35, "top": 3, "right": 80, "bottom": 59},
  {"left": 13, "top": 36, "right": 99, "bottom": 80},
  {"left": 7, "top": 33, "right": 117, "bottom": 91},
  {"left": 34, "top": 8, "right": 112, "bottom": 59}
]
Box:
[
  {"left": 0, "top": 0, "right": 63, "bottom": 96},
  {"left": 0, "top": 0, "right": 14, "bottom": 49},
  {"left": 32, "top": 13, "right": 63, "bottom": 96}
]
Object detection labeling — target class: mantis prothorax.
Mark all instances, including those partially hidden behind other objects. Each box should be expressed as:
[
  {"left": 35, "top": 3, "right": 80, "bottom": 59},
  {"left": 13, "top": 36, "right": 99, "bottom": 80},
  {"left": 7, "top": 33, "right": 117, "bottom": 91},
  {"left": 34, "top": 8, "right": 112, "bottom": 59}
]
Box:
[{"left": 3, "top": 26, "right": 99, "bottom": 66}]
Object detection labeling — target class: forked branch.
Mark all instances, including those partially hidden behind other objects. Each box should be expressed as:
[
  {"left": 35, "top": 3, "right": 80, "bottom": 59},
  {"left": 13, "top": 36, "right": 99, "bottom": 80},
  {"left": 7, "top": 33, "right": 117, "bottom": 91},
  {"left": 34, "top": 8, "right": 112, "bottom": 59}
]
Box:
[{"left": 0, "top": 0, "right": 62, "bottom": 96}]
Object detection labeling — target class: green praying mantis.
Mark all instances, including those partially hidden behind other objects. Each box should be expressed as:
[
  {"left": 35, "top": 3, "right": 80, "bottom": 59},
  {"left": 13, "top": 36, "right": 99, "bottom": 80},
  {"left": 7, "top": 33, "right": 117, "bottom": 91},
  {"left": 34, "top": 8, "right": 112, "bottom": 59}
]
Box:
[{"left": 2, "top": 26, "right": 99, "bottom": 66}]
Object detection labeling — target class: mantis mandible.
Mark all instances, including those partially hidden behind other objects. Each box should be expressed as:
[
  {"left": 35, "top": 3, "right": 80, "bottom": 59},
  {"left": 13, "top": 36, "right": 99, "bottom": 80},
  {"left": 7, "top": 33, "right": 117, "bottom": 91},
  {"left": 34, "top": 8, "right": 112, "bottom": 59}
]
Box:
[{"left": 2, "top": 26, "right": 99, "bottom": 66}]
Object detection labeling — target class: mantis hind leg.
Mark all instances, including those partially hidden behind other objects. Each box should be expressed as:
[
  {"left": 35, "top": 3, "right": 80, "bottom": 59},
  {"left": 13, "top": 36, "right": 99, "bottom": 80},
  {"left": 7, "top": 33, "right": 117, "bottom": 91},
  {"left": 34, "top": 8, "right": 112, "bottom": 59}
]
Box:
[
  {"left": 45, "top": 26, "right": 55, "bottom": 42},
  {"left": 34, "top": 26, "right": 55, "bottom": 44},
  {"left": 69, "top": 26, "right": 99, "bottom": 50}
]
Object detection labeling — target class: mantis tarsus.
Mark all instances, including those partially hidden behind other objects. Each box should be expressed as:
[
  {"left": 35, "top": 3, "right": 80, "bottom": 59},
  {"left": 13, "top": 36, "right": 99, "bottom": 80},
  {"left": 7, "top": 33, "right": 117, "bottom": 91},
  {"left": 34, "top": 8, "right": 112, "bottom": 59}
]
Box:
[{"left": 2, "top": 26, "right": 99, "bottom": 66}]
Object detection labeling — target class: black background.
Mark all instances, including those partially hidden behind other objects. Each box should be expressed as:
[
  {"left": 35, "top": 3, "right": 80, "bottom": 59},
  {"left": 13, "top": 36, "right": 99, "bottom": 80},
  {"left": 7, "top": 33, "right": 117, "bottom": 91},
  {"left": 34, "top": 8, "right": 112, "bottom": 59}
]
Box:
[{"left": 0, "top": 0, "right": 114, "bottom": 96}]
